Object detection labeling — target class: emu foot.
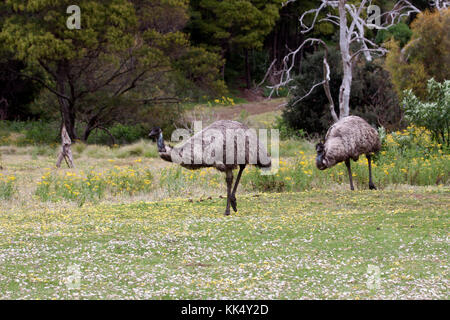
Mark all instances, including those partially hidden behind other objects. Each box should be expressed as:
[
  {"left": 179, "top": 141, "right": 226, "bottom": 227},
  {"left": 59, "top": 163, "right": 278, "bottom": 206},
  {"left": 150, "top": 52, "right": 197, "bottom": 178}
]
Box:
[
  {"left": 224, "top": 209, "right": 230, "bottom": 216},
  {"left": 369, "top": 183, "right": 377, "bottom": 190},
  {"left": 230, "top": 195, "right": 237, "bottom": 212}
]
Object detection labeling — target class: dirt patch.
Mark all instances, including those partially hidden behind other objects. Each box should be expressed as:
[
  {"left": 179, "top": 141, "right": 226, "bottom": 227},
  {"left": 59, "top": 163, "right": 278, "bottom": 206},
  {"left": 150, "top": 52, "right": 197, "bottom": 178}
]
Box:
[
  {"left": 182, "top": 98, "right": 286, "bottom": 126},
  {"left": 214, "top": 98, "right": 286, "bottom": 120},
  {"left": 238, "top": 88, "right": 265, "bottom": 102}
]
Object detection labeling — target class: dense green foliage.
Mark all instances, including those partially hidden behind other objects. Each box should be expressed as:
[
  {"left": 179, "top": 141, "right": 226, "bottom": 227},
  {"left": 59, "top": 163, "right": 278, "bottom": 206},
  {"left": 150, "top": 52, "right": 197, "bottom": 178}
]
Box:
[
  {"left": 375, "top": 22, "right": 412, "bottom": 47},
  {"left": 0, "top": 1, "right": 448, "bottom": 145},
  {"left": 385, "top": 9, "right": 450, "bottom": 99},
  {"left": 0, "top": 0, "right": 225, "bottom": 140},
  {"left": 402, "top": 79, "right": 450, "bottom": 147},
  {"left": 187, "top": 0, "right": 283, "bottom": 88}
]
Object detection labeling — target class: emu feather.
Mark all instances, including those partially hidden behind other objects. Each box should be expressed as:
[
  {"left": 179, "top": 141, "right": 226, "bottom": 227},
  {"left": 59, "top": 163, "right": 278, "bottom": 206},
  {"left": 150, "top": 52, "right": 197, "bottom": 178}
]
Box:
[
  {"left": 316, "top": 116, "right": 381, "bottom": 190},
  {"left": 149, "top": 120, "right": 271, "bottom": 215}
]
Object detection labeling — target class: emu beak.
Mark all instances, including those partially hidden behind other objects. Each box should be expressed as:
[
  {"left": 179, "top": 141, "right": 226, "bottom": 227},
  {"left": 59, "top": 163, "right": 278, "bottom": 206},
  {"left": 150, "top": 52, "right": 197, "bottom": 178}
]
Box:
[{"left": 316, "top": 156, "right": 327, "bottom": 170}]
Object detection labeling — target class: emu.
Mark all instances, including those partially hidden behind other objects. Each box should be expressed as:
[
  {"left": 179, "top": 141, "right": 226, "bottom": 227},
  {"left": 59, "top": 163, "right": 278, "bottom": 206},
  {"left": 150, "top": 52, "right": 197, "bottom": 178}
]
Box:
[
  {"left": 149, "top": 120, "right": 271, "bottom": 215},
  {"left": 315, "top": 116, "right": 381, "bottom": 190}
]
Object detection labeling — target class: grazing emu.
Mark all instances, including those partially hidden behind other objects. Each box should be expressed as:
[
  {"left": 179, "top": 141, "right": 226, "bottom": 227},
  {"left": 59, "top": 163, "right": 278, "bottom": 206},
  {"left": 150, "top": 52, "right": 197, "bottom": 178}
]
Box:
[
  {"left": 315, "top": 116, "right": 381, "bottom": 190},
  {"left": 149, "top": 120, "right": 271, "bottom": 215}
]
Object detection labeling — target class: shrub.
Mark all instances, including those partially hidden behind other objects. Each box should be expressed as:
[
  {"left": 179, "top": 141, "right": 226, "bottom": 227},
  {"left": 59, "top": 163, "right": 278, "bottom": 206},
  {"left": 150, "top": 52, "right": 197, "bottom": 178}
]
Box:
[
  {"left": 35, "top": 167, "right": 154, "bottom": 205},
  {"left": 283, "top": 48, "right": 400, "bottom": 135},
  {"left": 273, "top": 116, "right": 306, "bottom": 140},
  {"left": 87, "top": 123, "right": 147, "bottom": 145},
  {"left": 402, "top": 79, "right": 449, "bottom": 147},
  {"left": 0, "top": 174, "right": 16, "bottom": 200},
  {"left": 0, "top": 120, "right": 60, "bottom": 145},
  {"left": 23, "top": 121, "right": 59, "bottom": 144},
  {"left": 282, "top": 47, "right": 341, "bottom": 135},
  {"left": 384, "top": 9, "right": 450, "bottom": 100},
  {"left": 375, "top": 22, "right": 412, "bottom": 47}
]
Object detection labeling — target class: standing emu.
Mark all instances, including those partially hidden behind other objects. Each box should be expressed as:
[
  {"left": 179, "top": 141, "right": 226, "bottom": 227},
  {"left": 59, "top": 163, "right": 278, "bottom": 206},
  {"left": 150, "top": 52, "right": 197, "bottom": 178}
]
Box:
[
  {"left": 315, "top": 116, "right": 381, "bottom": 190},
  {"left": 149, "top": 120, "right": 271, "bottom": 215}
]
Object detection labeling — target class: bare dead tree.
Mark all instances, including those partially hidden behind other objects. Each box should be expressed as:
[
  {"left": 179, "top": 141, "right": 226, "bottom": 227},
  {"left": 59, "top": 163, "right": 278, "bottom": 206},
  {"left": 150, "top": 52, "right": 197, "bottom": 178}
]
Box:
[
  {"left": 56, "top": 125, "right": 75, "bottom": 168},
  {"left": 271, "top": 0, "right": 421, "bottom": 121}
]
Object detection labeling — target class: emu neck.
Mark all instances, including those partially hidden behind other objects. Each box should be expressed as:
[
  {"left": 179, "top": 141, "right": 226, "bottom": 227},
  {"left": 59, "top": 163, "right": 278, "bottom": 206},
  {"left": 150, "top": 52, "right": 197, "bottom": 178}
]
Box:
[
  {"left": 157, "top": 133, "right": 173, "bottom": 163},
  {"left": 157, "top": 132, "right": 166, "bottom": 152}
]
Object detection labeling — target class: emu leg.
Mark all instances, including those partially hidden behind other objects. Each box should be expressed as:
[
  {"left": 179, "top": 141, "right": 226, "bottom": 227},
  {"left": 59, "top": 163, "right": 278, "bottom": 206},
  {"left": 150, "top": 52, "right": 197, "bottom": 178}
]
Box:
[
  {"left": 230, "top": 165, "right": 245, "bottom": 212},
  {"left": 224, "top": 170, "right": 233, "bottom": 216},
  {"left": 345, "top": 159, "right": 355, "bottom": 191},
  {"left": 367, "top": 154, "right": 377, "bottom": 190}
]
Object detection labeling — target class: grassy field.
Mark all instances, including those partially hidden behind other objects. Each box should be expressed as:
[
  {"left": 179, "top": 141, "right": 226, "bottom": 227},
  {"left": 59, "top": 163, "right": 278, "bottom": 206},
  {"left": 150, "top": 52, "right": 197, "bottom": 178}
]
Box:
[
  {"left": 0, "top": 188, "right": 448, "bottom": 299},
  {"left": 0, "top": 113, "right": 449, "bottom": 299}
]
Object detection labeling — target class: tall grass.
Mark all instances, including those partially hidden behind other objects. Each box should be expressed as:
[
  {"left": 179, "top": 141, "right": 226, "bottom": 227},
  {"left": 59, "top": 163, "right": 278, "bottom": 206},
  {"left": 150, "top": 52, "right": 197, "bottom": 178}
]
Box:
[
  {"left": 5, "top": 125, "right": 449, "bottom": 205},
  {"left": 79, "top": 139, "right": 158, "bottom": 159},
  {"left": 149, "top": 126, "right": 449, "bottom": 194},
  {"left": 35, "top": 167, "right": 153, "bottom": 206},
  {"left": 242, "top": 126, "right": 449, "bottom": 192},
  {"left": 0, "top": 120, "right": 148, "bottom": 146},
  {"left": 0, "top": 174, "right": 17, "bottom": 199}
]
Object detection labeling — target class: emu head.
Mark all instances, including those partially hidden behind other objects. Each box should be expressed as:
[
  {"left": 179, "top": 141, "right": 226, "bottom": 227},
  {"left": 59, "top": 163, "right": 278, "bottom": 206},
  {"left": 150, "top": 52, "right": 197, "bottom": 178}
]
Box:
[
  {"left": 315, "top": 142, "right": 328, "bottom": 170},
  {"left": 148, "top": 127, "right": 166, "bottom": 152},
  {"left": 148, "top": 127, "right": 162, "bottom": 139}
]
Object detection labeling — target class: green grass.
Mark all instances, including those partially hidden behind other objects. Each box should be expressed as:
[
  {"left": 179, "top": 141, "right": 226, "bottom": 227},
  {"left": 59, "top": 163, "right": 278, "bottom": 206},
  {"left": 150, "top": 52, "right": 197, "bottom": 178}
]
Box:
[
  {"left": 0, "top": 121, "right": 448, "bottom": 299},
  {"left": 0, "top": 188, "right": 448, "bottom": 299}
]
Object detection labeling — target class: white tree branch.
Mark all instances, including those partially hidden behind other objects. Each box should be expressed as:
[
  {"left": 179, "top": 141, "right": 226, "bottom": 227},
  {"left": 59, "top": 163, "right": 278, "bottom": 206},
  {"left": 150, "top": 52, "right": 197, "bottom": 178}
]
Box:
[{"left": 273, "top": 0, "right": 423, "bottom": 121}]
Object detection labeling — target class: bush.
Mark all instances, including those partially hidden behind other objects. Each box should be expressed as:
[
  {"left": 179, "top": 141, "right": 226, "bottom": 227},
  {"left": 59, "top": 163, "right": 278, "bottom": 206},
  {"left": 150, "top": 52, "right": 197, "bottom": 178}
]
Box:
[
  {"left": 35, "top": 167, "right": 153, "bottom": 206},
  {"left": 384, "top": 9, "right": 450, "bottom": 100},
  {"left": 375, "top": 22, "right": 412, "bottom": 47},
  {"left": 24, "top": 121, "right": 60, "bottom": 144},
  {"left": 402, "top": 78, "right": 450, "bottom": 147},
  {"left": 87, "top": 123, "right": 148, "bottom": 145},
  {"left": 240, "top": 127, "right": 449, "bottom": 193},
  {"left": 273, "top": 116, "right": 306, "bottom": 140},
  {"left": 282, "top": 47, "right": 341, "bottom": 135},
  {"left": 0, "top": 174, "right": 16, "bottom": 200},
  {"left": 0, "top": 120, "right": 60, "bottom": 145},
  {"left": 283, "top": 48, "right": 400, "bottom": 134}
]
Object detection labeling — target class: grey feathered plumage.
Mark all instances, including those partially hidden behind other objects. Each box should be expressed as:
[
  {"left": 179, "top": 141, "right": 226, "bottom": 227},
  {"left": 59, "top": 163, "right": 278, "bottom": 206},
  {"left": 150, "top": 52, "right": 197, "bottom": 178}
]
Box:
[
  {"left": 149, "top": 120, "right": 271, "bottom": 215},
  {"left": 162, "top": 120, "right": 271, "bottom": 171},
  {"left": 316, "top": 116, "right": 381, "bottom": 190}
]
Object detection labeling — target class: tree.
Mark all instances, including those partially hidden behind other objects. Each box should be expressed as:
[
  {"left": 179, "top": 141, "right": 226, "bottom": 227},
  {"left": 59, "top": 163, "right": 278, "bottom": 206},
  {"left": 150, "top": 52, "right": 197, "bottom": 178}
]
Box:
[
  {"left": 272, "top": 0, "right": 420, "bottom": 122},
  {"left": 187, "top": 0, "right": 283, "bottom": 88},
  {"left": 375, "top": 22, "right": 412, "bottom": 47},
  {"left": 283, "top": 48, "right": 400, "bottom": 135},
  {"left": 1, "top": 0, "right": 224, "bottom": 141},
  {"left": 385, "top": 8, "right": 450, "bottom": 99},
  {"left": 0, "top": 60, "right": 42, "bottom": 120},
  {"left": 1, "top": 1, "right": 136, "bottom": 139}
]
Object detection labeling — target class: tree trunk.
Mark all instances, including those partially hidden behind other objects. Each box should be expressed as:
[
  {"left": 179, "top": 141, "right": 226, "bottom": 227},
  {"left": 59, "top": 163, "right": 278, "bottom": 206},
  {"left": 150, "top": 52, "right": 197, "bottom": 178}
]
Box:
[
  {"left": 82, "top": 115, "right": 99, "bottom": 142},
  {"left": 56, "top": 63, "right": 77, "bottom": 141},
  {"left": 56, "top": 125, "right": 74, "bottom": 168},
  {"left": 83, "top": 126, "right": 93, "bottom": 142},
  {"left": 338, "top": 0, "right": 352, "bottom": 119},
  {"left": 59, "top": 99, "right": 77, "bottom": 140},
  {"left": 244, "top": 49, "right": 251, "bottom": 89},
  {"left": 0, "top": 97, "right": 8, "bottom": 120}
]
